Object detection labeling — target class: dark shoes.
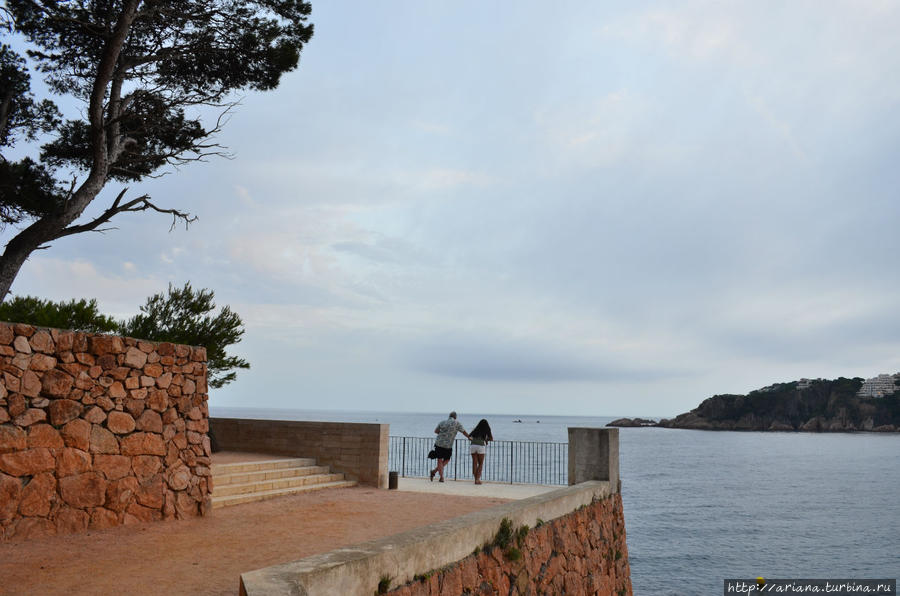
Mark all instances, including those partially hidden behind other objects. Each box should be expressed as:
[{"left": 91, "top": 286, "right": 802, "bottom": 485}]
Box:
[{"left": 429, "top": 469, "right": 436, "bottom": 482}]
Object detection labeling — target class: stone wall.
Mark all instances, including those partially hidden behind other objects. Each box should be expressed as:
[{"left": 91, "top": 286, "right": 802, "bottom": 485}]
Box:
[
  {"left": 386, "top": 494, "right": 631, "bottom": 596},
  {"left": 210, "top": 418, "right": 389, "bottom": 488},
  {"left": 0, "top": 322, "right": 210, "bottom": 541},
  {"left": 239, "top": 481, "right": 628, "bottom": 596}
]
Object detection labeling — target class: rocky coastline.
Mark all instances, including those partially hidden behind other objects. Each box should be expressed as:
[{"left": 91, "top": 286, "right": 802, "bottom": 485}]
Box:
[{"left": 608, "top": 377, "right": 900, "bottom": 433}]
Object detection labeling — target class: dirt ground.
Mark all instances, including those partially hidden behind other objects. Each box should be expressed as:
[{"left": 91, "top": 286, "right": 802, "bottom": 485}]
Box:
[{"left": 0, "top": 486, "right": 508, "bottom": 596}]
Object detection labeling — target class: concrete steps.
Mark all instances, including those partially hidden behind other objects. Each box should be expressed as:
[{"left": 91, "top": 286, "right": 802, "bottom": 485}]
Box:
[{"left": 211, "top": 457, "right": 356, "bottom": 509}]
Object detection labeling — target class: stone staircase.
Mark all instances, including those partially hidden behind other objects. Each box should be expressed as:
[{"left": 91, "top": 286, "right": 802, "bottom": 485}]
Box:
[{"left": 211, "top": 457, "right": 356, "bottom": 509}]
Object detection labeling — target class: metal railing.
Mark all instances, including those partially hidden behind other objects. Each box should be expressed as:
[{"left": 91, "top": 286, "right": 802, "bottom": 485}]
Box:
[{"left": 388, "top": 436, "right": 568, "bottom": 485}]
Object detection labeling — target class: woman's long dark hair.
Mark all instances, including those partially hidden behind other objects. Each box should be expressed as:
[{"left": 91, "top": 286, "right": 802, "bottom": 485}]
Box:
[{"left": 470, "top": 419, "right": 492, "bottom": 441}]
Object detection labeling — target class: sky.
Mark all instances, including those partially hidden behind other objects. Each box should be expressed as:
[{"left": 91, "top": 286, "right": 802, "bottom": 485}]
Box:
[{"left": 4, "top": 0, "right": 900, "bottom": 418}]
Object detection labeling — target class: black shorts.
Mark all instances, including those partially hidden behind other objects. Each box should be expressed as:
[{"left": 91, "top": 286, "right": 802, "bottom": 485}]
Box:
[{"left": 429, "top": 445, "right": 452, "bottom": 460}]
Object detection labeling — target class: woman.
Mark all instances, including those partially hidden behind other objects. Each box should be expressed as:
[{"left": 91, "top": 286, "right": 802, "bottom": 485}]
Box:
[{"left": 468, "top": 419, "right": 493, "bottom": 485}]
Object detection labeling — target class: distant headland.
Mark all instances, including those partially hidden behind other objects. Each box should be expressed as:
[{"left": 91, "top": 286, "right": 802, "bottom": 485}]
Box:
[{"left": 609, "top": 373, "right": 900, "bottom": 432}]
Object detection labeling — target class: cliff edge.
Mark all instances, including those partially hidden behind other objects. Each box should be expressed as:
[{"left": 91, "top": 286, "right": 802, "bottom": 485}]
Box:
[{"left": 655, "top": 378, "right": 900, "bottom": 432}]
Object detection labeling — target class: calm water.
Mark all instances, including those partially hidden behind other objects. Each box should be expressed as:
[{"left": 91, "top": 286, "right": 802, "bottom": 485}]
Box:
[{"left": 212, "top": 407, "right": 900, "bottom": 594}]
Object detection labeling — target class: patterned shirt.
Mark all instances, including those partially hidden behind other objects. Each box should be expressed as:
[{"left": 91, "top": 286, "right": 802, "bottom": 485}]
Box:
[{"left": 434, "top": 418, "right": 465, "bottom": 448}]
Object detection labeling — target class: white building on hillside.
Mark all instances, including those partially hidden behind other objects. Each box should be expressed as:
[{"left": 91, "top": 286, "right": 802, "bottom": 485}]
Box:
[{"left": 857, "top": 373, "right": 900, "bottom": 398}]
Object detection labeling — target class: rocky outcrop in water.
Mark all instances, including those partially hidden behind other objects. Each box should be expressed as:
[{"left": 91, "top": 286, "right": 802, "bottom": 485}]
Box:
[
  {"left": 607, "top": 418, "right": 658, "bottom": 428},
  {"left": 656, "top": 377, "right": 900, "bottom": 432}
]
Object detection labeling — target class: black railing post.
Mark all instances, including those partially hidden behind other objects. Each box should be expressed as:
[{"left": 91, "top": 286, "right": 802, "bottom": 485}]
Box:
[{"left": 401, "top": 437, "right": 406, "bottom": 477}]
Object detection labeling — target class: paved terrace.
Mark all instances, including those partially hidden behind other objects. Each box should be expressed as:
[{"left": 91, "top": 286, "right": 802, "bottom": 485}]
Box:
[{"left": 0, "top": 453, "right": 557, "bottom": 596}]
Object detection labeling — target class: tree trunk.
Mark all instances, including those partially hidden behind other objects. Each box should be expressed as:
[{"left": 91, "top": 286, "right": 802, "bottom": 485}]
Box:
[
  {"left": 0, "top": 2, "right": 140, "bottom": 302},
  {"left": 0, "top": 178, "right": 106, "bottom": 301}
]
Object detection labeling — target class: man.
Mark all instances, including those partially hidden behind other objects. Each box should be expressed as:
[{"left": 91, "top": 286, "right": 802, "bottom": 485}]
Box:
[{"left": 430, "top": 411, "right": 470, "bottom": 482}]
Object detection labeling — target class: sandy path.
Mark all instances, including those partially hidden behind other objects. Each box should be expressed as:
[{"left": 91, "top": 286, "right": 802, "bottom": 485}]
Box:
[{"left": 0, "top": 486, "right": 508, "bottom": 596}]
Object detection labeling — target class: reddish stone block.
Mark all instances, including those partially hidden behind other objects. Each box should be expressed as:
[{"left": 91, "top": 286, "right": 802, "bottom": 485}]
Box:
[
  {"left": 28, "top": 331, "right": 54, "bottom": 354},
  {"left": 41, "top": 371, "right": 75, "bottom": 399},
  {"left": 135, "top": 474, "right": 165, "bottom": 509},
  {"left": 126, "top": 502, "right": 162, "bottom": 522},
  {"left": 124, "top": 347, "right": 148, "bottom": 369},
  {"left": 106, "top": 411, "right": 136, "bottom": 434},
  {"left": 110, "top": 366, "right": 131, "bottom": 381},
  {"left": 89, "top": 424, "right": 120, "bottom": 454},
  {"left": 3, "top": 372, "right": 20, "bottom": 394},
  {"left": 135, "top": 410, "right": 163, "bottom": 433},
  {"left": 132, "top": 455, "right": 161, "bottom": 482},
  {"left": 18, "top": 471, "right": 56, "bottom": 517},
  {"left": 108, "top": 381, "right": 127, "bottom": 399},
  {"left": 28, "top": 353, "right": 57, "bottom": 372},
  {"left": 27, "top": 423, "right": 63, "bottom": 448},
  {"left": 55, "top": 331, "right": 74, "bottom": 352},
  {"left": 97, "top": 354, "right": 117, "bottom": 370},
  {"left": 186, "top": 419, "right": 208, "bottom": 433},
  {"left": 0, "top": 447, "right": 55, "bottom": 476},
  {"left": 12, "top": 516, "right": 55, "bottom": 540},
  {"left": 165, "top": 464, "right": 192, "bottom": 491},
  {"left": 0, "top": 472, "right": 20, "bottom": 521},
  {"left": 105, "top": 476, "right": 139, "bottom": 512},
  {"left": 55, "top": 420, "right": 88, "bottom": 452},
  {"left": 92, "top": 454, "right": 131, "bottom": 480},
  {"left": 14, "top": 408, "right": 46, "bottom": 427},
  {"left": 56, "top": 447, "right": 92, "bottom": 477},
  {"left": 89, "top": 507, "right": 120, "bottom": 529},
  {"left": 13, "top": 335, "right": 32, "bottom": 353},
  {"left": 89, "top": 335, "right": 125, "bottom": 356},
  {"left": 143, "top": 363, "right": 163, "bottom": 378},
  {"left": 83, "top": 406, "right": 107, "bottom": 424},
  {"left": 56, "top": 507, "right": 90, "bottom": 534},
  {"left": 59, "top": 472, "right": 108, "bottom": 508},
  {"left": 120, "top": 432, "right": 166, "bottom": 456},
  {"left": 0, "top": 324, "right": 12, "bottom": 345},
  {"left": 174, "top": 490, "right": 198, "bottom": 518},
  {"left": 11, "top": 353, "right": 31, "bottom": 371},
  {"left": 156, "top": 372, "right": 173, "bottom": 389},
  {"left": 7, "top": 393, "right": 25, "bottom": 416},
  {"left": 96, "top": 396, "right": 115, "bottom": 411},
  {"left": 162, "top": 407, "right": 178, "bottom": 424},
  {"left": 148, "top": 390, "right": 168, "bottom": 412}
]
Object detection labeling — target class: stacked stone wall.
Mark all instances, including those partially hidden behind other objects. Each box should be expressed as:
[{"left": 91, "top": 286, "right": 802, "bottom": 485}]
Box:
[
  {"left": 385, "top": 494, "right": 632, "bottom": 596},
  {"left": 0, "top": 322, "right": 210, "bottom": 541}
]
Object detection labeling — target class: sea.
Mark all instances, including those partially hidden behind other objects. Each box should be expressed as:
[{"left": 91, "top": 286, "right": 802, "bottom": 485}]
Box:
[{"left": 212, "top": 407, "right": 900, "bottom": 595}]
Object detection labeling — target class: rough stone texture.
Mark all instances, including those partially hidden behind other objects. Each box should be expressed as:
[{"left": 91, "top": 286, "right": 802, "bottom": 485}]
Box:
[
  {"left": 106, "top": 411, "right": 136, "bottom": 434},
  {"left": 0, "top": 322, "right": 209, "bottom": 541},
  {"left": 385, "top": 495, "right": 632, "bottom": 596}
]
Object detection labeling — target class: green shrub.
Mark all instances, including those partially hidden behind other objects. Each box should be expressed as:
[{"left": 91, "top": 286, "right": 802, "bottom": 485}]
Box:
[{"left": 493, "top": 518, "right": 513, "bottom": 549}]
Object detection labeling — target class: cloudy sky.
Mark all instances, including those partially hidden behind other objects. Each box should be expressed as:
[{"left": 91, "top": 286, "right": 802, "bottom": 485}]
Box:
[{"left": 5, "top": 1, "right": 900, "bottom": 417}]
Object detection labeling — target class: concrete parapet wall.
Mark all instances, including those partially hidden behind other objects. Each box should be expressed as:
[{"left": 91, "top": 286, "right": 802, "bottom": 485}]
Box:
[
  {"left": 239, "top": 481, "right": 631, "bottom": 596},
  {"left": 210, "top": 418, "right": 388, "bottom": 488},
  {"left": 0, "top": 322, "right": 210, "bottom": 541}
]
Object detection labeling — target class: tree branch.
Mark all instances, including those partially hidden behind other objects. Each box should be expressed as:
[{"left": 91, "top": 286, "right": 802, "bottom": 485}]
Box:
[{"left": 53, "top": 188, "right": 197, "bottom": 240}]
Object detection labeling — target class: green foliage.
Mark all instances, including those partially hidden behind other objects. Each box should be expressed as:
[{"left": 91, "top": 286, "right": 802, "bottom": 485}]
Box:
[
  {"left": 516, "top": 524, "right": 530, "bottom": 548},
  {"left": 504, "top": 547, "right": 522, "bottom": 562},
  {"left": 0, "top": 1, "right": 314, "bottom": 298},
  {"left": 119, "top": 283, "right": 249, "bottom": 389},
  {"left": 0, "top": 295, "right": 118, "bottom": 333},
  {"left": 3, "top": 284, "right": 249, "bottom": 389},
  {"left": 687, "top": 376, "right": 900, "bottom": 428},
  {"left": 493, "top": 518, "right": 514, "bottom": 549}
]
